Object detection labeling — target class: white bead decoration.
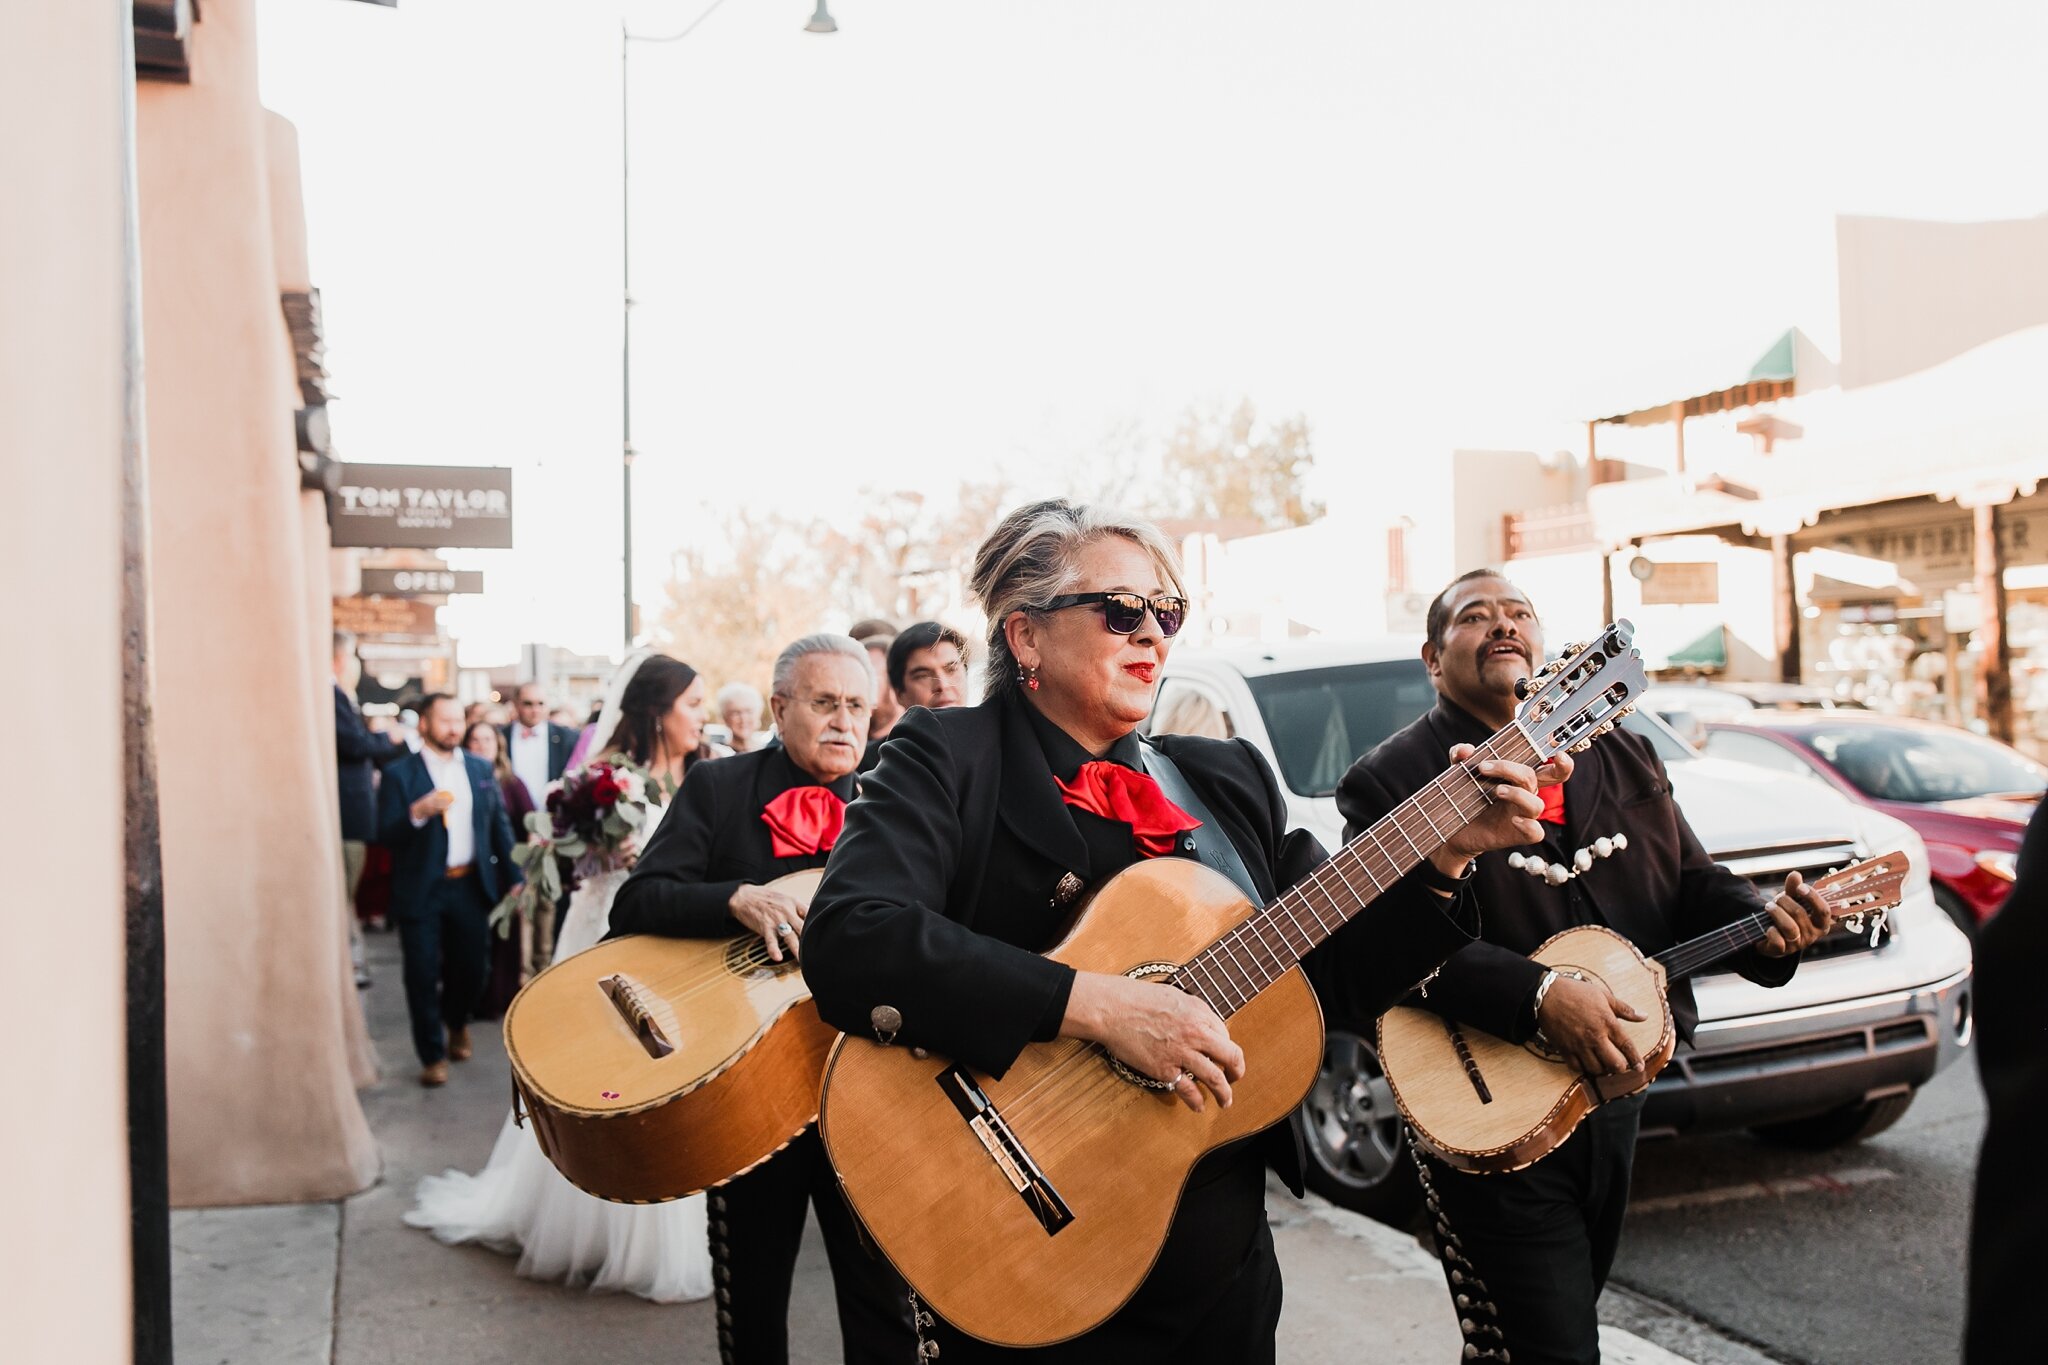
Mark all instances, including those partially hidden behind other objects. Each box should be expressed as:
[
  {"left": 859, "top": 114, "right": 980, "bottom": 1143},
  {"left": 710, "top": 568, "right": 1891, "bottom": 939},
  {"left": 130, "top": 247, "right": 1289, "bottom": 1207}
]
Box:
[{"left": 1507, "top": 831, "right": 1629, "bottom": 886}]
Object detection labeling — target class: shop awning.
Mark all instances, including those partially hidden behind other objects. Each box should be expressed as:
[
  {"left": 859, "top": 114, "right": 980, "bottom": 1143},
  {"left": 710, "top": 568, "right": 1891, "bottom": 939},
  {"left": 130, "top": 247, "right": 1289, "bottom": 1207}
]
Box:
[
  {"left": 1594, "top": 329, "right": 1832, "bottom": 427},
  {"left": 1664, "top": 625, "right": 1727, "bottom": 671}
]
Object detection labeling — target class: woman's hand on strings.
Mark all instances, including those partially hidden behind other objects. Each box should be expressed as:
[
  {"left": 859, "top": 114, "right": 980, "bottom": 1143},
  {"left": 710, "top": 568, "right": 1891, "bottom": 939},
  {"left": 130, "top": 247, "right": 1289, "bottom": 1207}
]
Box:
[{"left": 1062, "top": 972, "right": 1244, "bottom": 1113}]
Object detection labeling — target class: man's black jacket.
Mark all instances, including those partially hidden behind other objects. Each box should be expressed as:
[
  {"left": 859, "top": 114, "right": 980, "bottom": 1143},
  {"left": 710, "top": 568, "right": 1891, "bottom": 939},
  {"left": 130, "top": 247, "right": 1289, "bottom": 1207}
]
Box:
[
  {"left": 1336, "top": 697, "right": 1794, "bottom": 1046},
  {"left": 609, "top": 745, "right": 857, "bottom": 940}
]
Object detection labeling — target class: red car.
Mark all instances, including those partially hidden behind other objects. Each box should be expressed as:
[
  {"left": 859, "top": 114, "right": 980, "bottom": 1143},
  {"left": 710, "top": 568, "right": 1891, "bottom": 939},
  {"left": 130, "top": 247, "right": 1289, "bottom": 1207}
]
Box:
[{"left": 1701, "top": 712, "right": 2044, "bottom": 931}]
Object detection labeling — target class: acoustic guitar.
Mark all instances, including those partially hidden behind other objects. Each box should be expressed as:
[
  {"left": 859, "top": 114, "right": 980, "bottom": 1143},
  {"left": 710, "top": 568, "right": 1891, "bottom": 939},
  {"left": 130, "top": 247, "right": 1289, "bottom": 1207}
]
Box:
[
  {"left": 502, "top": 868, "right": 834, "bottom": 1204},
  {"left": 1377, "top": 850, "right": 1907, "bottom": 1175},
  {"left": 817, "top": 623, "right": 1647, "bottom": 1347}
]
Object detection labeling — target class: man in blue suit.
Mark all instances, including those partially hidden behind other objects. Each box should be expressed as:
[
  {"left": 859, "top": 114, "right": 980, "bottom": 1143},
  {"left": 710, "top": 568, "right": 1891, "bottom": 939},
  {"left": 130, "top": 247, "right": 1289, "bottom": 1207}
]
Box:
[{"left": 378, "top": 692, "right": 520, "bottom": 1086}]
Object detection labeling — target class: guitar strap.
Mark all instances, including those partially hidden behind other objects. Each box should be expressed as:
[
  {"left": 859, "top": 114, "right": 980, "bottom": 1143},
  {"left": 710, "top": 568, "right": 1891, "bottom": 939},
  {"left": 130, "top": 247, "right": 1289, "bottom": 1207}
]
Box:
[{"left": 1140, "top": 741, "right": 1266, "bottom": 909}]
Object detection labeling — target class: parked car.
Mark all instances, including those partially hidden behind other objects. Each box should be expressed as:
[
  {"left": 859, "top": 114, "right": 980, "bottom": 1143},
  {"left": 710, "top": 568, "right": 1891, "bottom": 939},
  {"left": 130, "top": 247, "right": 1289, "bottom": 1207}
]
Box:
[
  {"left": 1700, "top": 713, "right": 2045, "bottom": 933},
  {"left": 1642, "top": 681, "right": 1863, "bottom": 743},
  {"left": 1150, "top": 640, "right": 1973, "bottom": 1223}
]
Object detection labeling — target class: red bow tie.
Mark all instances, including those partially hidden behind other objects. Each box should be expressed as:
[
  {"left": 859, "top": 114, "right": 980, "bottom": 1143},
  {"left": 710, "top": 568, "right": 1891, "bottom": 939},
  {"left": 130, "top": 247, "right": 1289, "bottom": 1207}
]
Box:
[
  {"left": 520, "top": 726, "right": 539, "bottom": 740},
  {"left": 762, "top": 785, "right": 846, "bottom": 858},
  {"left": 1057, "top": 762, "right": 1202, "bottom": 858},
  {"left": 1538, "top": 781, "right": 1567, "bottom": 826}
]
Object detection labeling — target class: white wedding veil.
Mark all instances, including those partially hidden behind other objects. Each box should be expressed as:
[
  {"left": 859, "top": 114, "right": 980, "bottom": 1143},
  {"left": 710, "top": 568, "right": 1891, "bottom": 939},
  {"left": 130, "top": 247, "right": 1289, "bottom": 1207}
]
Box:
[{"left": 577, "top": 648, "right": 656, "bottom": 775}]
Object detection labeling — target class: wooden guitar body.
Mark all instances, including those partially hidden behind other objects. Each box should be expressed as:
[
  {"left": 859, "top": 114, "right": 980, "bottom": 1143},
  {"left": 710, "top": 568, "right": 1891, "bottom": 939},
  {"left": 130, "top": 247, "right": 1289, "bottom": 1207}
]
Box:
[
  {"left": 503, "top": 869, "right": 834, "bottom": 1204},
  {"left": 1377, "top": 925, "right": 1675, "bottom": 1174},
  {"left": 818, "top": 857, "right": 1323, "bottom": 1347}
]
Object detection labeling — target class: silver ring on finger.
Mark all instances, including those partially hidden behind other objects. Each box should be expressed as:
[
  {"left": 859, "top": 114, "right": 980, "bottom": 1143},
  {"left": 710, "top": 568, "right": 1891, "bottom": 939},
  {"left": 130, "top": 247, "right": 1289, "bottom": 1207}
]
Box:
[{"left": 776, "top": 922, "right": 794, "bottom": 936}]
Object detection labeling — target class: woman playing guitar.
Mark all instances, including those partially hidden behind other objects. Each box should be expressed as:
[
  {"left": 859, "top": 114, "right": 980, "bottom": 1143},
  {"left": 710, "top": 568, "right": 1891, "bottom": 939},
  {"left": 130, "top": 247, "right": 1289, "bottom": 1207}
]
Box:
[{"left": 801, "top": 499, "right": 1563, "bottom": 1362}]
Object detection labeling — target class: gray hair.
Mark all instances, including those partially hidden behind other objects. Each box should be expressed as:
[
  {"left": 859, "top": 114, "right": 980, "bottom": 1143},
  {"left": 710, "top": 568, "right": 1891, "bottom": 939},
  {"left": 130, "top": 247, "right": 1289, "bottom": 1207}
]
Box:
[
  {"left": 968, "top": 499, "right": 1186, "bottom": 701},
  {"left": 716, "top": 680, "right": 764, "bottom": 712},
  {"left": 771, "top": 633, "right": 875, "bottom": 697}
]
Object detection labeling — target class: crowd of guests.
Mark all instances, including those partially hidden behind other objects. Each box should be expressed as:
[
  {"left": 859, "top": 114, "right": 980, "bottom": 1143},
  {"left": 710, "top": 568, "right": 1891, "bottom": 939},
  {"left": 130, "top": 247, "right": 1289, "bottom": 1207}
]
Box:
[{"left": 328, "top": 618, "right": 968, "bottom": 1074}]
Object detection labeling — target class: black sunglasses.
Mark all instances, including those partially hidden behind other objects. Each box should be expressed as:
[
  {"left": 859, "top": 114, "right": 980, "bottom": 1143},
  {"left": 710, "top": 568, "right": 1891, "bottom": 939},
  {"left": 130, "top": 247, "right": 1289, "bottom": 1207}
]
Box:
[{"left": 1039, "top": 591, "right": 1188, "bottom": 638}]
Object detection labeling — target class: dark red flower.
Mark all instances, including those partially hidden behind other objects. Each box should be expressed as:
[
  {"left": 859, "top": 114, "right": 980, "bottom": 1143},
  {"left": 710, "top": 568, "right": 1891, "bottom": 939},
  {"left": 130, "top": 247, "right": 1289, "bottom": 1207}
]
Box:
[{"left": 590, "top": 773, "right": 621, "bottom": 806}]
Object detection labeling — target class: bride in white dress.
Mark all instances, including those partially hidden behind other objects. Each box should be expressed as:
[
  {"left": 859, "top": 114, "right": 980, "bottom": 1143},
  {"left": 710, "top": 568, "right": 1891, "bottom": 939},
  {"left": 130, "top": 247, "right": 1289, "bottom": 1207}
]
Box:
[{"left": 405, "top": 652, "right": 717, "bottom": 1303}]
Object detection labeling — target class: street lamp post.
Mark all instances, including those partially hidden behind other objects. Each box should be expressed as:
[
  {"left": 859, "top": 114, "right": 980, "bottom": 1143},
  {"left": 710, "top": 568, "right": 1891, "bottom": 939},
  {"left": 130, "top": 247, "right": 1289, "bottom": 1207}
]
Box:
[{"left": 620, "top": 2, "right": 837, "bottom": 648}]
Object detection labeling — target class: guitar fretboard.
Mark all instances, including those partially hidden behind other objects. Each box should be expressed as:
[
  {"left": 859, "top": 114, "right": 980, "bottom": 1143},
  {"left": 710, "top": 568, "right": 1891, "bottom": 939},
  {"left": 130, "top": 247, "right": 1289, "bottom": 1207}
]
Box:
[
  {"left": 1650, "top": 852, "right": 1902, "bottom": 982},
  {"left": 1173, "top": 725, "right": 1543, "bottom": 1019}
]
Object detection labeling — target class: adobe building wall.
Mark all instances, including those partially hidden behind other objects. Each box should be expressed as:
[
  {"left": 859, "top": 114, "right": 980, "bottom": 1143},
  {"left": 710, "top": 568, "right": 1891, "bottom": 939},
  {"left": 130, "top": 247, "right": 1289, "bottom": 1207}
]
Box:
[
  {"left": 135, "top": 0, "right": 376, "bottom": 1204},
  {"left": 0, "top": 5, "right": 136, "bottom": 1358}
]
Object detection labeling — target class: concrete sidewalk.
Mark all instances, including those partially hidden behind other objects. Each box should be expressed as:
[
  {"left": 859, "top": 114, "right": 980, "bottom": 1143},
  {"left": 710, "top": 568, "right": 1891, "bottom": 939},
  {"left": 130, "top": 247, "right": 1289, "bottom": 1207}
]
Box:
[{"left": 173, "top": 934, "right": 1773, "bottom": 1364}]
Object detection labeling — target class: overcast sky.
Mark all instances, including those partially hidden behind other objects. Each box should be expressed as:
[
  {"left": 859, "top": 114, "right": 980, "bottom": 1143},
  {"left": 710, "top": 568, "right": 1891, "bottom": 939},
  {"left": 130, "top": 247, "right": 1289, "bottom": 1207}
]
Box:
[{"left": 255, "top": 0, "right": 2048, "bottom": 665}]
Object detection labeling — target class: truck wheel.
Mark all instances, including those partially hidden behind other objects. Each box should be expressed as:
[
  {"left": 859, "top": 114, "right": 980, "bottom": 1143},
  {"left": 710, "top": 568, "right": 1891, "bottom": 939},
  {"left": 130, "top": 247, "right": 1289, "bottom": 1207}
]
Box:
[
  {"left": 1751, "top": 1091, "right": 1915, "bottom": 1149},
  {"left": 1298, "top": 1028, "right": 1422, "bottom": 1224}
]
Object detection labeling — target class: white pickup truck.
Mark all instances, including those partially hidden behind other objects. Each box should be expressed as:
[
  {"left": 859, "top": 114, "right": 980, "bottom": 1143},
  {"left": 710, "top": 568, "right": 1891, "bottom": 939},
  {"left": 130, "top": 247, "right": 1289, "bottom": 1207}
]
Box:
[{"left": 1148, "top": 639, "right": 1976, "bottom": 1222}]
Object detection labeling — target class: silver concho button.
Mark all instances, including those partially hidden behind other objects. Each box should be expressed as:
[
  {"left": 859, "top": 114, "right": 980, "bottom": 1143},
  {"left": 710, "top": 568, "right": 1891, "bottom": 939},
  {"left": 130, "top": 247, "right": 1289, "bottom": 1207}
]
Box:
[{"left": 869, "top": 1005, "right": 903, "bottom": 1045}]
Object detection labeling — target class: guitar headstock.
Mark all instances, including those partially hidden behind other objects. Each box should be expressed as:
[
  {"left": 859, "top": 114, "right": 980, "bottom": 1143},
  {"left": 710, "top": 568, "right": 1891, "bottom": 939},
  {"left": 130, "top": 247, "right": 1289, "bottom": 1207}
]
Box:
[
  {"left": 1512, "top": 620, "right": 1648, "bottom": 764},
  {"left": 1809, "top": 850, "right": 1910, "bottom": 938}
]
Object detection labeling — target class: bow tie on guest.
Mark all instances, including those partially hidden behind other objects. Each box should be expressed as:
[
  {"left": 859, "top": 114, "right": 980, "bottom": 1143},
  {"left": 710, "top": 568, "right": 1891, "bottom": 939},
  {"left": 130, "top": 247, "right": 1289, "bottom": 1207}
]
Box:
[
  {"left": 519, "top": 726, "right": 540, "bottom": 740},
  {"left": 1538, "top": 780, "right": 1567, "bottom": 827},
  {"left": 1056, "top": 762, "right": 1202, "bottom": 858},
  {"left": 762, "top": 785, "right": 847, "bottom": 858}
]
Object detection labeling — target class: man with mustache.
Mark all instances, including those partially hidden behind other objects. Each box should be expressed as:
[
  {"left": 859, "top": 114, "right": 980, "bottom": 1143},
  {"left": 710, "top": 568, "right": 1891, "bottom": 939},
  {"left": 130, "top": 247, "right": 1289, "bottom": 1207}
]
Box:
[
  {"left": 1336, "top": 570, "right": 1832, "bottom": 1365},
  {"left": 610, "top": 633, "right": 911, "bottom": 1365}
]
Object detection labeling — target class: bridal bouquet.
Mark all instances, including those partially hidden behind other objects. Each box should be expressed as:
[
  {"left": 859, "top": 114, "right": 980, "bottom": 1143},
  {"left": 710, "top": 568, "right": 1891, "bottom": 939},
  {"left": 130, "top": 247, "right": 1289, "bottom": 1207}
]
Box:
[{"left": 487, "top": 758, "right": 663, "bottom": 940}]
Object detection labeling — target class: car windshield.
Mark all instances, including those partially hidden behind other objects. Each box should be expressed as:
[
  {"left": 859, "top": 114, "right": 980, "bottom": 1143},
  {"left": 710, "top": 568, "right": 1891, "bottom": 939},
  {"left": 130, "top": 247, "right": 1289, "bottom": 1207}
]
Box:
[
  {"left": 1801, "top": 724, "right": 2048, "bottom": 803},
  {"left": 1245, "top": 658, "right": 1689, "bottom": 797},
  {"left": 1246, "top": 660, "right": 1437, "bottom": 797}
]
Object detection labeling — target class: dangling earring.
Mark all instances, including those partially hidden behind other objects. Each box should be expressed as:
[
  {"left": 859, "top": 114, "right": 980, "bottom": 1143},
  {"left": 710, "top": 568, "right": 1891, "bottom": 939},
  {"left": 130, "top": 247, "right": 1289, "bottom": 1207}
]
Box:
[{"left": 1018, "top": 662, "right": 1040, "bottom": 692}]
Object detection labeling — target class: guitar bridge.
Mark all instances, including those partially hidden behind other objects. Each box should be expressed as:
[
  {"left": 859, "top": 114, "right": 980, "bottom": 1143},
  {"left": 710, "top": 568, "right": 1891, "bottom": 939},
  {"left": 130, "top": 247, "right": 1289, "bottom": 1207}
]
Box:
[{"left": 938, "top": 1067, "right": 1074, "bottom": 1236}]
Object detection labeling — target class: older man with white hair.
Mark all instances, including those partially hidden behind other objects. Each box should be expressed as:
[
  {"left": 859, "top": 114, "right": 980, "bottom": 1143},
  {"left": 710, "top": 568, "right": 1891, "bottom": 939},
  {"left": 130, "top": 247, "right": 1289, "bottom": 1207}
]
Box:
[
  {"left": 716, "top": 680, "right": 766, "bottom": 754},
  {"left": 610, "top": 633, "right": 912, "bottom": 1364}
]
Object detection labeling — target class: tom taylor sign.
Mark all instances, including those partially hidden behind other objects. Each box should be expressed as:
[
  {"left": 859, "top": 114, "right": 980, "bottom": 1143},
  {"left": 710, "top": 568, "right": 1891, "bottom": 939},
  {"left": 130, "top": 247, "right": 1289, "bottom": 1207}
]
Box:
[{"left": 331, "top": 464, "right": 513, "bottom": 550}]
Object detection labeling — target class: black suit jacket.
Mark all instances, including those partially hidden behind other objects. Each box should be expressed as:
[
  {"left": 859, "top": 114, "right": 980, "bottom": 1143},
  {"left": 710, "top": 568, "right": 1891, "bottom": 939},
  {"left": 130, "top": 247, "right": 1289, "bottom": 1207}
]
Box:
[
  {"left": 1336, "top": 698, "right": 1793, "bottom": 1046},
  {"left": 334, "top": 683, "right": 403, "bottom": 842},
  {"left": 801, "top": 691, "right": 1478, "bottom": 1194},
  {"left": 610, "top": 746, "right": 858, "bottom": 940},
  {"left": 1965, "top": 799, "right": 2048, "bottom": 1363},
  {"left": 374, "top": 749, "right": 520, "bottom": 920},
  {"left": 500, "top": 721, "right": 578, "bottom": 793}
]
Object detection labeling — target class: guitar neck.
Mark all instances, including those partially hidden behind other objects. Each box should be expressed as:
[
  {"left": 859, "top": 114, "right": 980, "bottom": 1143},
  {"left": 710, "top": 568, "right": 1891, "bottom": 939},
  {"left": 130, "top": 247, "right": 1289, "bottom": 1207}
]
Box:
[
  {"left": 1647, "top": 850, "right": 1906, "bottom": 982},
  {"left": 1175, "top": 723, "right": 1542, "bottom": 1020},
  {"left": 1649, "top": 912, "right": 1779, "bottom": 982}
]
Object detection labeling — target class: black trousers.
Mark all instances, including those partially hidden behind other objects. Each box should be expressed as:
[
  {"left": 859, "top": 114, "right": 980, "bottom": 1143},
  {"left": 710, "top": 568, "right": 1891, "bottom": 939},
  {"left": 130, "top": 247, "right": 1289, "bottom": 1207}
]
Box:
[
  {"left": 396, "top": 873, "right": 492, "bottom": 1066},
  {"left": 923, "top": 1144, "right": 1280, "bottom": 1365},
  {"left": 707, "top": 1127, "right": 914, "bottom": 1365},
  {"left": 1422, "top": 1095, "right": 1645, "bottom": 1365}
]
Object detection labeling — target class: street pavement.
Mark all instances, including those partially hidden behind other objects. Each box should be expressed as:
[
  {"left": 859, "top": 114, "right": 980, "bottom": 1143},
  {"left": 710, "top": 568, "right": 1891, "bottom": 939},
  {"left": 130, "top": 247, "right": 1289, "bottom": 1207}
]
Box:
[
  {"left": 1616, "top": 1051, "right": 1983, "bottom": 1365},
  {"left": 173, "top": 933, "right": 1781, "bottom": 1364}
]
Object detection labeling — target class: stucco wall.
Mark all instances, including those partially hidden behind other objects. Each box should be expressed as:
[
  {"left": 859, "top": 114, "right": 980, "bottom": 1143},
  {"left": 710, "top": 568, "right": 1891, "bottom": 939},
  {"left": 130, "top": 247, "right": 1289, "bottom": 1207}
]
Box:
[
  {"left": 0, "top": 5, "right": 135, "bottom": 1359},
  {"left": 136, "top": 0, "right": 376, "bottom": 1204}
]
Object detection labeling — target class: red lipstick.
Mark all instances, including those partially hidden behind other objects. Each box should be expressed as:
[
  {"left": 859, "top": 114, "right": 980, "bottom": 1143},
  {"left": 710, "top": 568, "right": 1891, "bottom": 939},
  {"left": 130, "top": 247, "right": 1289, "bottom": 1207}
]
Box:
[{"left": 1123, "top": 662, "right": 1156, "bottom": 683}]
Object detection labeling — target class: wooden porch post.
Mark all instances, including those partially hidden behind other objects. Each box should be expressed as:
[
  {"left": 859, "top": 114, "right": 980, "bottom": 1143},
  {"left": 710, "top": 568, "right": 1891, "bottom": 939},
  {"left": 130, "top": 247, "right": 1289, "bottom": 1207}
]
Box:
[
  {"left": 1974, "top": 501, "right": 2014, "bottom": 742},
  {"left": 1772, "top": 534, "right": 1801, "bottom": 684}
]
